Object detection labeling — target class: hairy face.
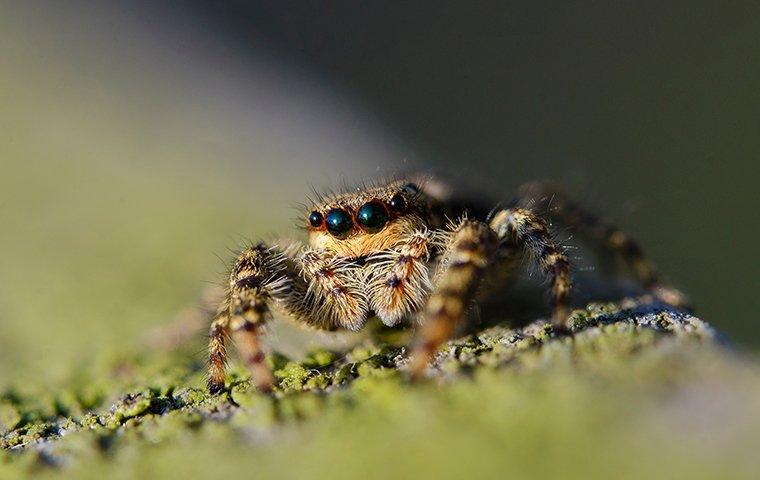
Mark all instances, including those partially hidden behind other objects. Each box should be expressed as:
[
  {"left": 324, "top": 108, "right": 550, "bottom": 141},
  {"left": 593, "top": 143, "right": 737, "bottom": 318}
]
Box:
[{"left": 306, "top": 181, "right": 429, "bottom": 258}]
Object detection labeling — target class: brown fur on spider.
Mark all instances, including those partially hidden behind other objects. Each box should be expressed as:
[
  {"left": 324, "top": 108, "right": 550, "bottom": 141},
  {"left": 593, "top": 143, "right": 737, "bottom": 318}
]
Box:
[{"left": 207, "top": 175, "right": 685, "bottom": 394}]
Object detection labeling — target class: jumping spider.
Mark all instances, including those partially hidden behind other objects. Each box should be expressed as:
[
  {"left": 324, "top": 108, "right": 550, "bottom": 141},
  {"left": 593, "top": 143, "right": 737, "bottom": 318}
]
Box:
[{"left": 208, "top": 176, "right": 684, "bottom": 393}]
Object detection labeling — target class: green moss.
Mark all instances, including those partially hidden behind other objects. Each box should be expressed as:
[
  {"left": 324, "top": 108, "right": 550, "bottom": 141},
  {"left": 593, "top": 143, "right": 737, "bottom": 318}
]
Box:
[
  {"left": 2, "top": 298, "right": 758, "bottom": 479},
  {"left": 304, "top": 373, "right": 330, "bottom": 390},
  {"left": 265, "top": 352, "right": 291, "bottom": 372},
  {"left": 111, "top": 393, "right": 153, "bottom": 421},
  {"left": 0, "top": 404, "right": 21, "bottom": 434},
  {"left": 274, "top": 362, "right": 311, "bottom": 391},
  {"left": 355, "top": 349, "right": 401, "bottom": 379},
  {"left": 568, "top": 309, "right": 593, "bottom": 331},
  {"left": 302, "top": 349, "right": 339, "bottom": 369},
  {"left": 332, "top": 363, "right": 358, "bottom": 385},
  {"left": 586, "top": 302, "right": 620, "bottom": 316},
  {"left": 346, "top": 345, "right": 378, "bottom": 362},
  {"left": 534, "top": 322, "right": 555, "bottom": 342},
  {"left": 172, "top": 387, "right": 207, "bottom": 408}
]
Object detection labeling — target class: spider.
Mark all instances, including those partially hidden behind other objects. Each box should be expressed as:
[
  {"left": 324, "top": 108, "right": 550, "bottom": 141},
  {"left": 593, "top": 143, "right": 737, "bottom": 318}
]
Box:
[{"left": 207, "top": 175, "right": 685, "bottom": 393}]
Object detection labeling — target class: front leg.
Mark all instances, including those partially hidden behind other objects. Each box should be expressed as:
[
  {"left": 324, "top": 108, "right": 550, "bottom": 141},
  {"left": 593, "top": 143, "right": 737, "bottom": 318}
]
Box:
[
  {"left": 410, "top": 209, "right": 571, "bottom": 378},
  {"left": 409, "top": 220, "right": 498, "bottom": 376},
  {"left": 208, "top": 243, "right": 298, "bottom": 394},
  {"left": 208, "top": 243, "right": 368, "bottom": 394}
]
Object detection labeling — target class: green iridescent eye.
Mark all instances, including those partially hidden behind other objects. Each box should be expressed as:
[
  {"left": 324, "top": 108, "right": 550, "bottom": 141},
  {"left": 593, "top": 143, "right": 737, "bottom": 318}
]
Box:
[
  {"left": 325, "top": 208, "right": 353, "bottom": 238},
  {"left": 357, "top": 201, "right": 388, "bottom": 233}
]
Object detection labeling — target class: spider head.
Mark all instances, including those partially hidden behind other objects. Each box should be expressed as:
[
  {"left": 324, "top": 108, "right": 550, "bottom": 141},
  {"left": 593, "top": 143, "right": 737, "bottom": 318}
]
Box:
[{"left": 306, "top": 180, "right": 429, "bottom": 258}]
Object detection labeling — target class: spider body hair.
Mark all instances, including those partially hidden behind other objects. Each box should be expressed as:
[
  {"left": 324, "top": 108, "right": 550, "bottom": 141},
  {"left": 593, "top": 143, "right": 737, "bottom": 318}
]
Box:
[{"left": 207, "top": 175, "right": 684, "bottom": 393}]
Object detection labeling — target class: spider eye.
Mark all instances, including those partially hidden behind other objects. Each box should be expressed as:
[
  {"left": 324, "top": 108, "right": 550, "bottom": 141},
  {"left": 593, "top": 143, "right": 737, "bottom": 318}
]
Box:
[
  {"left": 389, "top": 194, "right": 406, "bottom": 212},
  {"left": 308, "top": 211, "right": 324, "bottom": 228},
  {"left": 357, "top": 201, "right": 388, "bottom": 233},
  {"left": 402, "top": 183, "right": 419, "bottom": 194},
  {"left": 325, "top": 208, "right": 353, "bottom": 238}
]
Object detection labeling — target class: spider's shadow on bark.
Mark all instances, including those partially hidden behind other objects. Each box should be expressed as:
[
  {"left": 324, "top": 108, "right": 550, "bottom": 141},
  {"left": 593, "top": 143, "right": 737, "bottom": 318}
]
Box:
[{"left": 465, "top": 266, "right": 652, "bottom": 334}]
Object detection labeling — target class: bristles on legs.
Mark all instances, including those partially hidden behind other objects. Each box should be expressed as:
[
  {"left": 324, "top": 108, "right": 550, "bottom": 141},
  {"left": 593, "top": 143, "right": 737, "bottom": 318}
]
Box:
[
  {"left": 231, "top": 318, "right": 274, "bottom": 392},
  {"left": 514, "top": 182, "right": 687, "bottom": 307},
  {"left": 410, "top": 220, "right": 497, "bottom": 376},
  {"left": 208, "top": 314, "right": 230, "bottom": 394},
  {"left": 489, "top": 208, "right": 572, "bottom": 326},
  {"left": 369, "top": 230, "right": 435, "bottom": 326}
]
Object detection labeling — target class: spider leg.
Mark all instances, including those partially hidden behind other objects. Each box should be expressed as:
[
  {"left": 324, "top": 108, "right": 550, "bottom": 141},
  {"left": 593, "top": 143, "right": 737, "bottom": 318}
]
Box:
[
  {"left": 514, "top": 182, "right": 686, "bottom": 307},
  {"left": 409, "top": 220, "right": 498, "bottom": 376},
  {"left": 207, "top": 243, "right": 305, "bottom": 394},
  {"left": 489, "top": 207, "right": 572, "bottom": 326},
  {"left": 207, "top": 242, "right": 369, "bottom": 394},
  {"left": 410, "top": 208, "right": 572, "bottom": 378},
  {"left": 208, "top": 314, "right": 231, "bottom": 394}
]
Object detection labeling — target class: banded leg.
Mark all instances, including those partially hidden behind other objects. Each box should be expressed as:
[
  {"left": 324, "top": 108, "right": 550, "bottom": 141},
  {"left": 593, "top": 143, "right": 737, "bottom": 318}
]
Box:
[
  {"left": 208, "top": 314, "right": 231, "bottom": 394},
  {"left": 207, "top": 242, "right": 369, "bottom": 393},
  {"left": 230, "top": 318, "right": 274, "bottom": 392},
  {"left": 208, "top": 313, "right": 274, "bottom": 393},
  {"left": 489, "top": 207, "right": 572, "bottom": 326},
  {"left": 410, "top": 220, "right": 498, "bottom": 376},
  {"left": 514, "top": 182, "right": 686, "bottom": 306},
  {"left": 207, "top": 243, "right": 302, "bottom": 394}
]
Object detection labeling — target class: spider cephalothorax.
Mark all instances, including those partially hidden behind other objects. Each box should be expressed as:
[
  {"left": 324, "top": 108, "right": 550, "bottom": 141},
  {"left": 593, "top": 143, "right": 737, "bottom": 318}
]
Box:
[
  {"left": 305, "top": 181, "right": 430, "bottom": 257},
  {"left": 207, "top": 175, "right": 684, "bottom": 393}
]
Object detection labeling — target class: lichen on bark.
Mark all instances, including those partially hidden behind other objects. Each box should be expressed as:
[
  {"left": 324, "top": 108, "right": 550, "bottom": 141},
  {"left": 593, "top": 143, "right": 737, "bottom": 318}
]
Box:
[{"left": 1, "top": 296, "right": 757, "bottom": 479}]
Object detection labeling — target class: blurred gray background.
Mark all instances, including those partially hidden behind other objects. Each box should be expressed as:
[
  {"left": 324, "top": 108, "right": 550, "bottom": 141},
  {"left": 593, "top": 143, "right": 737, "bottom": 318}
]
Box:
[
  {"left": 1, "top": 1, "right": 757, "bottom": 382},
  {"left": 189, "top": 0, "right": 759, "bottom": 342}
]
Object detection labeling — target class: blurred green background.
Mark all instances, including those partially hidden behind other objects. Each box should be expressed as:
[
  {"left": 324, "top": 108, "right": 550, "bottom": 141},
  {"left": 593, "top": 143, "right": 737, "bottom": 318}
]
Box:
[{"left": 0, "top": 1, "right": 757, "bottom": 386}]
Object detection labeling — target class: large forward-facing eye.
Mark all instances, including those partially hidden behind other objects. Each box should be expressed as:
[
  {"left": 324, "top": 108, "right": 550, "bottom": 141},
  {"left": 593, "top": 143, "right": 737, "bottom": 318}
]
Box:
[
  {"left": 357, "top": 201, "right": 388, "bottom": 233},
  {"left": 325, "top": 208, "right": 353, "bottom": 238}
]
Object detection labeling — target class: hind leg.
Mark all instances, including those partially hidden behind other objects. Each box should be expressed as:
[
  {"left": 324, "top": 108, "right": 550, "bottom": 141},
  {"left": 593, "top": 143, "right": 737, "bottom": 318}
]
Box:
[{"left": 514, "top": 182, "right": 687, "bottom": 307}]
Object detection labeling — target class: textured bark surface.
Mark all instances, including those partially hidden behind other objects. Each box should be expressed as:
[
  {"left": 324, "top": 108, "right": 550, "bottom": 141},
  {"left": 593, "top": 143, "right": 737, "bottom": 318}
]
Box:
[{"left": 1, "top": 297, "right": 758, "bottom": 479}]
